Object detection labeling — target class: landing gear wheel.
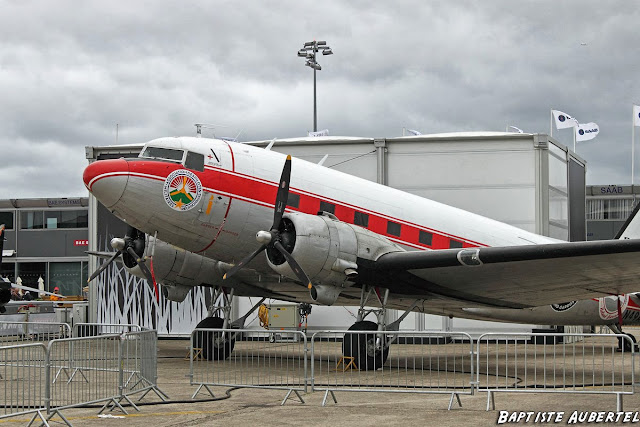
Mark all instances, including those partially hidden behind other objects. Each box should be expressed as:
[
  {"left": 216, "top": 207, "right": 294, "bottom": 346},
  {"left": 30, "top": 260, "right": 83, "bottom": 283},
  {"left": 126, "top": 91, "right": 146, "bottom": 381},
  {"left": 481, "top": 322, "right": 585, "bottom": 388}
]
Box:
[
  {"left": 342, "top": 320, "right": 390, "bottom": 371},
  {"left": 618, "top": 333, "right": 636, "bottom": 353},
  {"left": 194, "top": 316, "right": 235, "bottom": 360}
]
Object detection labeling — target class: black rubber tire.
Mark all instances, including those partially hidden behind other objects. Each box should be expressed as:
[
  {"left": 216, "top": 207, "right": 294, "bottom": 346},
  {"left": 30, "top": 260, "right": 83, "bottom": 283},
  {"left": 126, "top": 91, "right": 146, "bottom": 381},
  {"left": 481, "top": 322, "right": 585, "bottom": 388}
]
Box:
[
  {"left": 193, "top": 316, "right": 235, "bottom": 360},
  {"left": 625, "top": 333, "right": 637, "bottom": 352},
  {"left": 342, "top": 320, "right": 390, "bottom": 371}
]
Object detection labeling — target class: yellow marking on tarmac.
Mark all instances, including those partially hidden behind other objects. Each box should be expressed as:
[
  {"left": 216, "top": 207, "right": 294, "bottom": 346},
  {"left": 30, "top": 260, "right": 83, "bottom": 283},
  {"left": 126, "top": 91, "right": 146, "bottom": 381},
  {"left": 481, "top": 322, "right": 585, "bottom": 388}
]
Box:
[{"left": 0, "top": 410, "right": 226, "bottom": 424}]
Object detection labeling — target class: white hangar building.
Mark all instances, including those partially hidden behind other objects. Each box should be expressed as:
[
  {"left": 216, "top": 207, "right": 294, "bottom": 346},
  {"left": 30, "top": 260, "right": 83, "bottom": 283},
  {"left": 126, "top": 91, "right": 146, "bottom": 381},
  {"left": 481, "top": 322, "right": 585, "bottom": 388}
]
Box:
[{"left": 85, "top": 131, "right": 586, "bottom": 336}]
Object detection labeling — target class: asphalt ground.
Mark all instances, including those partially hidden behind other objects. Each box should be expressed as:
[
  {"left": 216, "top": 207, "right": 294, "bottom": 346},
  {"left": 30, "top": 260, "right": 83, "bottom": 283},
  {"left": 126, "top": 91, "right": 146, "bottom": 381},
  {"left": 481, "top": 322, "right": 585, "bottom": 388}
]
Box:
[{"left": 5, "top": 337, "right": 640, "bottom": 427}]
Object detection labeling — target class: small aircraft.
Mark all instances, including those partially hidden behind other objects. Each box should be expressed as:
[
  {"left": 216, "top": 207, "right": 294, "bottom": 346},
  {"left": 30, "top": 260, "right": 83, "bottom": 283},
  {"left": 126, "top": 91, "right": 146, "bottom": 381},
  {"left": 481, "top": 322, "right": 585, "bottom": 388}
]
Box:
[
  {"left": 0, "top": 225, "right": 66, "bottom": 313},
  {"left": 83, "top": 136, "right": 640, "bottom": 367}
]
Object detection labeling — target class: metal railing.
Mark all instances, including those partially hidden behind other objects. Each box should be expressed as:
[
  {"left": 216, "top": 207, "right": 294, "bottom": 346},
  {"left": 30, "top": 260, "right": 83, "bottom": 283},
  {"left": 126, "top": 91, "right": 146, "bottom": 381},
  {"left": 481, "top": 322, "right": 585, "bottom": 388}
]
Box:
[
  {"left": 476, "top": 332, "right": 636, "bottom": 411},
  {"left": 0, "top": 326, "right": 166, "bottom": 425},
  {"left": 73, "top": 322, "right": 143, "bottom": 337},
  {"left": 189, "top": 328, "right": 308, "bottom": 404},
  {"left": 0, "top": 343, "right": 48, "bottom": 418},
  {"left": 0, "top": 321, "right": 71, "bottom": 346},
  {"left": 311, "top": 330, "right": 474, "bottom": 408}
]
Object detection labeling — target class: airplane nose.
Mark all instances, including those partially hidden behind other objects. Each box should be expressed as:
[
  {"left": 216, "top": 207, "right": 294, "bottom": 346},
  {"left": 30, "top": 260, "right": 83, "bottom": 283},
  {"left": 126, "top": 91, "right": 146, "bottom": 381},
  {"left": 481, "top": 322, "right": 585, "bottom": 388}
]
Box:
[{"left": 83, "top": 158, "right": 129, "bottom": 208}]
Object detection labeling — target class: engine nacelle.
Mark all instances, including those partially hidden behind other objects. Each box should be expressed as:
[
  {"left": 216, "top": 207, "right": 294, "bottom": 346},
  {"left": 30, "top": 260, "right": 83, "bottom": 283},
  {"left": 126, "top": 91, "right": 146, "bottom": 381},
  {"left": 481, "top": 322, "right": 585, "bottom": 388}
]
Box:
[
  {"left": 266, "top": 212, "right": 402, "bottom": 305},
  {"left": 124, "top": 236, "right": 229, "bottom": 302}
]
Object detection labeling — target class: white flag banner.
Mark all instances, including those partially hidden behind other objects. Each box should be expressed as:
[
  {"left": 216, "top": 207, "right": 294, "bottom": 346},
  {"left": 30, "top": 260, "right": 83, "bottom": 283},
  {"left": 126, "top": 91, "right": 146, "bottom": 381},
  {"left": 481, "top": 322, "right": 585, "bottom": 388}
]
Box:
[
  {"left": 552, "top": 110, "right": 578, "bottom": 129},
  {"left": 406, "top": 129, "right": 422, "bottom": 135},
  {"left": 634, "top": 105, "right": 640, "bottom": 127},
  {"left": 308, "top": 129, "right": 329, "bottom": 137},
  {"left": 575, "top": 122, "right": 599, "bottom": 142}
]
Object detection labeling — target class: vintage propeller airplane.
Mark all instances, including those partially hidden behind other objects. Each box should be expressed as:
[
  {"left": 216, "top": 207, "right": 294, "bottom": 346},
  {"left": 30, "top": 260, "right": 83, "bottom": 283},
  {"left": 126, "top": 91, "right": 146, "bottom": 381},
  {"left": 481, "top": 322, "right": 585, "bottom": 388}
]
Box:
[
  {"left": 0, "top": 225, "right": 66, "bottom": 313},
  {"left": 83, "top": 136, "right": 640, "bottom": 367}
]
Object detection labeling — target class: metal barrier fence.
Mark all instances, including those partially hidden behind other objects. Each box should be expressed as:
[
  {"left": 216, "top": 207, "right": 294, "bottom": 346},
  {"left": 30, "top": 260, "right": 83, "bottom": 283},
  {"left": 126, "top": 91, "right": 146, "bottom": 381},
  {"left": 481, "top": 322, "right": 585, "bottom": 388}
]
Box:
[
  {"left": 121, "top": 330, "right": 168, "bottom": 401},
  {"left": 74, "top": 323, "right": 142, "bottom": 337},
  {"left": 476, "top": 333, "right": 636, "bottom": 412},
  {"left": 190, "top": 328, "right": 308, "bottom": 404},
  {"left": 0, "top": 327, "right": 166, "bottom": 426},
  {"left": 0, "top": 321, "right": 71, "bottom": 346},
  {"left": 311, "top": 330, "right": 474, "bottom": 408},
  {"left": 0, "top": 343, "right": 48, "bottom": 419}
]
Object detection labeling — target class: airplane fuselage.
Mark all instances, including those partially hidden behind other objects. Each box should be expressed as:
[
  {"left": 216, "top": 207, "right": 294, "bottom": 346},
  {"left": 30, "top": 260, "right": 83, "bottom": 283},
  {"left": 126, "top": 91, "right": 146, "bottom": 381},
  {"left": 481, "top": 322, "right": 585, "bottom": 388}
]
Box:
[{"left": 83, "top": 136, "right": 640, "bottom": 327}]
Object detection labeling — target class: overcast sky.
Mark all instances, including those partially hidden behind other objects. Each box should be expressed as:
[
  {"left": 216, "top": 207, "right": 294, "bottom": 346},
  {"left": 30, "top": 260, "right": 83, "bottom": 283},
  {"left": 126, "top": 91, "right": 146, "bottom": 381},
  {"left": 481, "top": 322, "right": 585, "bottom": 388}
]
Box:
[{"left": 1, "top": 1, "right": 639, "bottom": 198}]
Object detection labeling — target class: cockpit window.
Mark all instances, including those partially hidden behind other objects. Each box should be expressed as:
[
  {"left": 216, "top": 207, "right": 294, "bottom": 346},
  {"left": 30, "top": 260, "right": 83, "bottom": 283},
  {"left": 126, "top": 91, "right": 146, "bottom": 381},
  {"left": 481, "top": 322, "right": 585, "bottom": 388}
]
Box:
[
  {"left": 185, "top": 151, "right": 205, "bottom": 172},
  {"left": 140, "top": 146, "right": 184, "bottom": 162}
]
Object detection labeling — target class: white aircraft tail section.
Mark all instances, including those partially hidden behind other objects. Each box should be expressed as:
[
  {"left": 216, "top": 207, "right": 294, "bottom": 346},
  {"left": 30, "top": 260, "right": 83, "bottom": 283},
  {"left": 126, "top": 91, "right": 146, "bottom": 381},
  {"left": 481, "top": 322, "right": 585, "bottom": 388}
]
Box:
[{"left": 616, "top": 202, "right": 640, "bottom": 239}]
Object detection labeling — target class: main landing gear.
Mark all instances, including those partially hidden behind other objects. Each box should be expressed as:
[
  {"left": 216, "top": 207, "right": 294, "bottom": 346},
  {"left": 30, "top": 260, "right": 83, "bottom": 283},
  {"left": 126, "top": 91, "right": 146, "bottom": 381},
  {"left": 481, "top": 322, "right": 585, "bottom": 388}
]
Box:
[
  {"left": 608, "top": 323, "right": 638, "bottom": 353},
  {"left": 194, "top": 287, "right": 265, "bottom": 360},
  {"left": 343, "top": 286, "right": 419, "bottom": 370}
]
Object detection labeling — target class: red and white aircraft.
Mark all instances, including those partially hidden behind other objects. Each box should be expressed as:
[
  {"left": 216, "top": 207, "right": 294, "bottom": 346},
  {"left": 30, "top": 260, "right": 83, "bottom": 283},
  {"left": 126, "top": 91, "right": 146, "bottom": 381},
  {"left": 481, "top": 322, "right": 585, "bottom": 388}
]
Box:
[{"left": 83, "top": 136, "right": 640, "bottom": 366}]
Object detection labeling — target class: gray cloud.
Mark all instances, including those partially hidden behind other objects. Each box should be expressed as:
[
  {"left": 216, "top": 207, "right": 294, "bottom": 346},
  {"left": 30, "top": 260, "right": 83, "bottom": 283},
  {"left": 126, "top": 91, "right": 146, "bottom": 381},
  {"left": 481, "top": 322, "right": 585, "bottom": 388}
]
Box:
[{"left": 1, "top": 0, "right": 639, "bottom": 198}]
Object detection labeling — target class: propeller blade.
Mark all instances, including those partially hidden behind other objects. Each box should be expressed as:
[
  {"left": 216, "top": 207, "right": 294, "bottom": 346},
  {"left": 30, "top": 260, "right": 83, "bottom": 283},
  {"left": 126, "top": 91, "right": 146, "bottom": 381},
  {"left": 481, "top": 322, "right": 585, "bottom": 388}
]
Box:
[
  {"left": 271, "top": 155, "right": 292, "bottom": 230},
  {"left": 126, "top": 247, "right": 155, "bottom": 284},
  {"left": 273, "top": 241, "right": 313, "bottom": 290},
  {"left": 87, "top": 250, "right": 122, "bottom": 282},
  {"left": 223, "top": 245, "right": 267, "bottom": 280}
]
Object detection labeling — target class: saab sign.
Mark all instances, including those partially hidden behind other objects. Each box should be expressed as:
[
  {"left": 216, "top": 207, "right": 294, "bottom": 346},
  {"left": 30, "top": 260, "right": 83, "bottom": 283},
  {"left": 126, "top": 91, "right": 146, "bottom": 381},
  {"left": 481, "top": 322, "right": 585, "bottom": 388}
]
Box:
[
  {"left": 73, "top": 240, "right": 89, "bottom": 246},
  {"left": 600, "top": 186, "right": 625, "bottom": 194}
]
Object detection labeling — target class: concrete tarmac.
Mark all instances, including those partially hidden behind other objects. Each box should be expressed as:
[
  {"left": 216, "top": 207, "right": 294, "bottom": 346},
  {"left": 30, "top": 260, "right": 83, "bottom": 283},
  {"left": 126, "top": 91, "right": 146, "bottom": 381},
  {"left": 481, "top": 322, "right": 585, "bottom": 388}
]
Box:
[{"left": 11, "top": 338, "right": 640, "bottom": 427}]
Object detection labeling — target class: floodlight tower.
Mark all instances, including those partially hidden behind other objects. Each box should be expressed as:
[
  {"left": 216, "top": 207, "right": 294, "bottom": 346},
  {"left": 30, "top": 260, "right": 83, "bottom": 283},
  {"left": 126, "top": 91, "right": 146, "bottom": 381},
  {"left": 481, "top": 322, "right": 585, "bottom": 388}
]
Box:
[{"left": 297, "top": 40, "right": 333, "bottom": 132}]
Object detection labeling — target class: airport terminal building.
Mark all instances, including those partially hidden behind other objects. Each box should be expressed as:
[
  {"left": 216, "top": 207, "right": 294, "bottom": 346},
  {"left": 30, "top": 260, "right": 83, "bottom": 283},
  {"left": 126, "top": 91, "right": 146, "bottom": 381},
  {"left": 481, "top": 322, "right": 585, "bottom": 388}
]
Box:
[{"left": 0, "top": 197, "right": 89, "bottom": 295}]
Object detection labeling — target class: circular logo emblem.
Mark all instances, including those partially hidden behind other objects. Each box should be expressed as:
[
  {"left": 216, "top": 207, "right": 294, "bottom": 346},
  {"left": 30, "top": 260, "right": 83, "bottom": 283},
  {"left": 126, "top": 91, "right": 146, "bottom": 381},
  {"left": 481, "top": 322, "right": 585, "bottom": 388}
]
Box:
[
  {"left": 551, "top": 301, "right": 577, "bottom": 312},
  {"left": 558, "top": 115, "right": 566, "bottom": 122},
  {"left": 163, "top": 170, "right": 203, "bottom": 211},
  {"left": 579, "top": 129, "right": 585, "bottom": 135}
]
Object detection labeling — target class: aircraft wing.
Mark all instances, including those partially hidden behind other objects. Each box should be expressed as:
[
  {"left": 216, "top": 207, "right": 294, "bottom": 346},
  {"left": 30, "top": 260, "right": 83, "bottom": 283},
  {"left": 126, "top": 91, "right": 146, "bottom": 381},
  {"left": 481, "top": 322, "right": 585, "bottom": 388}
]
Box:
[
  {"left": 359, "top": 239, "right": 640, "bottom": 309},
  {"left": 1, "top": 278, "right": 66, "bottom": 298}
]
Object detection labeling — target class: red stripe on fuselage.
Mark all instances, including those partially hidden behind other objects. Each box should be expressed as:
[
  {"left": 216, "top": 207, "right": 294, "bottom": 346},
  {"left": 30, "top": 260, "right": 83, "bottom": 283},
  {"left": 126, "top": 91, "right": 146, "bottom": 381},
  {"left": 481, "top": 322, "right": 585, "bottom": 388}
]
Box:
[{"left": 98, "top": 159, "right": 486, "bottom": 250}]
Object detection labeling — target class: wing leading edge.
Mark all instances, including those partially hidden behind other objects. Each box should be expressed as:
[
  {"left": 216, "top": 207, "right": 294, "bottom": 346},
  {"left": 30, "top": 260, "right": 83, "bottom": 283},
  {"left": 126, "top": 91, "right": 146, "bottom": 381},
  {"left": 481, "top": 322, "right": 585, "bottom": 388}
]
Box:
[{"left": 364, "top": 239, "right": 640, "bottom": 309}]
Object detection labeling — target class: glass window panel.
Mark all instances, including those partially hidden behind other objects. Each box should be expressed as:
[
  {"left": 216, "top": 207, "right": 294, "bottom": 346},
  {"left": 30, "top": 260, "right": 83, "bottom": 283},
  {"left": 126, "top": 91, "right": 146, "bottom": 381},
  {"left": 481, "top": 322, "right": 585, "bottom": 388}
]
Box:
[
  {"left": 419, "top": 230, "right": 433, "bottom": 246},
  {"left": 0, "top": 211, "right": 14, "bottom": 229},
  {"left": 1, "top": 262, "right": 15, "bottom": 282},
  {"left": 49, "top": 262, "right": 82, "bottom": 296},
  {"left": 17, "top": 262, "right": 46, "bottom": 289},
  {"left": 387, "top": 221, "right": 401, "bottom": 237},
  {"left": 449, "top": 240, "right": 463, "bottom": 249},
  {"left": 21, "top": 211, "right": 43, "bottom": 229},
  {"left": 287, "top": 193, "right": 300, "bottom": 208},
  {"left": 185, "top": 151, "right": 205, "bottom": 172},
  {"left": 140, "top": 146, "right": 184, "bottom": 162},
  {"left": 319, "top": 201, "right": 335, "bottom": 214},
  {"left": 354, "top": 211, "right": 369, "bottom": 227}
]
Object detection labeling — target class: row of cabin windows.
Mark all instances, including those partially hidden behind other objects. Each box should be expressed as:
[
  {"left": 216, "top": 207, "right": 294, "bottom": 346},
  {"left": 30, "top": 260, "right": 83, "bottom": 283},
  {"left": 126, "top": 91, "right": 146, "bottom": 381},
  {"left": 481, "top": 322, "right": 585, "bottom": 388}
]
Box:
[{"left": 286, "top": 196, "right": 463, "bottom": 249}]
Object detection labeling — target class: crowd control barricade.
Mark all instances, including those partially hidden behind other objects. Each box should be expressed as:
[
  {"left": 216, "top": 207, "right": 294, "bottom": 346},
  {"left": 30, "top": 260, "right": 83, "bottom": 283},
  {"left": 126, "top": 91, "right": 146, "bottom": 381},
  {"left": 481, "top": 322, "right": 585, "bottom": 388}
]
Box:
[
  {"left": 0, "top": 343, "right": 55, "bottom": 424},
  {"left": 48, "top": 334, "right": 131, "bottom": 414},
  {"left": 73, "top": 322, "right": 142, "bottom": 337},
  {"left": 311, "top": 330, "right": 474, "bottom": 409},
  {"left": 476, "top": 332, "right": 636, "bottom": 412},
  {"left": 189, "top": 328, "right": 308, "bottom": 405},
  {"left": 0, "top": 320, "right": 71, "bottom": 346},
  {"left": 120, "top": 329, "right": 168, "bottom": 402}
]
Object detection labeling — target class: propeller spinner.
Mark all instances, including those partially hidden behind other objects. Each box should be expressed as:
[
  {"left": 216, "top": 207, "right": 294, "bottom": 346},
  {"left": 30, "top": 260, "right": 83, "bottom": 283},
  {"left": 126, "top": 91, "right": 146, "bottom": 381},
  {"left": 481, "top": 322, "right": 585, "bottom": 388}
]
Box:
[
  {"left": 223, "top": 156, "right": 314, "bottom": 291},
  {"left": 87, "top": 226, "right": 159, "bottom": 299}
]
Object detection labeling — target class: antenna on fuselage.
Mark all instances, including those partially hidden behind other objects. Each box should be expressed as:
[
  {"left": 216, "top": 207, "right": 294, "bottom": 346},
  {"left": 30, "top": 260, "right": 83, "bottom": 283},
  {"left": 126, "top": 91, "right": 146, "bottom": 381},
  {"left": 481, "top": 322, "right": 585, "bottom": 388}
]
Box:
[{"left": 194, "top": 123, "right": 230, "bottom": 139}]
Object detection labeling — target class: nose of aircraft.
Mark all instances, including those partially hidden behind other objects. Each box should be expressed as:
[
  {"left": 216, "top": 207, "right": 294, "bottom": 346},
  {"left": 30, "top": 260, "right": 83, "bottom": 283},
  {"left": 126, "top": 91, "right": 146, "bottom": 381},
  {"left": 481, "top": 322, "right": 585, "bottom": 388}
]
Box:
[{"left": 83, "top": 158, "right": 130, "bottom": 208}]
